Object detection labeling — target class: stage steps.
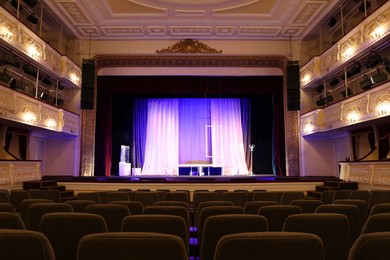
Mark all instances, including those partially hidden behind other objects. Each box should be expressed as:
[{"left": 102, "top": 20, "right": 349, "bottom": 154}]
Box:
[
  {"left": 306, "top": 180, "right": 358, "bottom": 200},
  {"left": 23, "top": 180, "right": 76, "bottom": 202}
]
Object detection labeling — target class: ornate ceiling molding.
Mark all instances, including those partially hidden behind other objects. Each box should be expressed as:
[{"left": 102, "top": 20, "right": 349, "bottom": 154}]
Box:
[{"left": 156, "top": 39, "right": 222, "bottom": 54}]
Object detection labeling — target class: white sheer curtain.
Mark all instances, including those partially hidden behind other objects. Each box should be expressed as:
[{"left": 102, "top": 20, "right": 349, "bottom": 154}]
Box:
[
  {"left": 210, "top": 98, "right": 248, "bottom": 175},
  {"left": 142, "top": 99, "right": 179, "bottom": 175}
]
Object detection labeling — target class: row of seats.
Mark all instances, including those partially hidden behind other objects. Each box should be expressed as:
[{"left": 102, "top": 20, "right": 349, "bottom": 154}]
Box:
[{"left": 1, "top": 209, "right": 390, "bottom": 260}]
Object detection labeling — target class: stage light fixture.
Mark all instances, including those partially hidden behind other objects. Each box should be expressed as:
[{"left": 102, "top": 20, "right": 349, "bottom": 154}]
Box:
[
  {"left": 23, "top": 0, "right": 38, "bottom": 8},
  {"left": 315, "top": 84, "right": 324, "bottom": 93},
  {"left": 22, "top": 64, "right": 41, "bottom": 79},
  {"left": 316, "top": 93, "right": 334, "bottom": 107},
  {"left": 359, "top": 1, "right": 371, "bottom": 13},
  {"left": 364, "top": 52, "right": 382, "bottom": 68},
  {"left": 0, "top": 54, "right": 20, "bottom": 68},
  {"left": 42, "top": 76, "right": 52, "bottom": 86},
  {"left": 329, "top": 77, "right": 339, "bottom": 86},
  {"left": 58, "top": 83, "right": 64, "bottom": 90},
  {"left": 27, "top": 14, "right": 38, "bottom": 25},
  {"left": 10, "top": 0, "right": 23, "bottom": 11},
  {"left": 341, "top": 61, "right": 362, "bottom": 80},
  {"left": 383, "top": 58, "right": 390, "bottom": 74}
]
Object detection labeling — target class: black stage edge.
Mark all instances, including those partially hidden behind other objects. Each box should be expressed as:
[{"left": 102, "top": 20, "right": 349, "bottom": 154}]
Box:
[{"left": 42, "top": 175, "right": 341, "bottom": 184}]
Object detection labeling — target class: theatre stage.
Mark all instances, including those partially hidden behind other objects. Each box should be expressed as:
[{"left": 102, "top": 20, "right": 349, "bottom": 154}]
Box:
[{"left": 43, "top": 175, "right": 341, "bottom": 196}]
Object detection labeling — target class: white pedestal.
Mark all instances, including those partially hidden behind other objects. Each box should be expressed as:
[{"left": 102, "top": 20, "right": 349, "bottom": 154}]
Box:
[
  {"left": 132, "top": 168, "right": 141, "bottom": 176},
  {"left": 119, "top": 162, "right": 131, "bottom": 176}
]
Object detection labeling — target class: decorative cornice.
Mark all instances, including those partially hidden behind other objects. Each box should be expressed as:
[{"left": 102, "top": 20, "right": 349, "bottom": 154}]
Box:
[
  {"left": 156, "top": 39, "right": 222, "bottom": 54},
  {"left": 94, "top": 54, "right": 288, "bottom": 70}
]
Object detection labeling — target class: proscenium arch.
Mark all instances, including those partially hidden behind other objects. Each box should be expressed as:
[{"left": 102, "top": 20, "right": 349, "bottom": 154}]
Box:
[{"left": 80, "top": 54, "right": 300, "bottom": 177}]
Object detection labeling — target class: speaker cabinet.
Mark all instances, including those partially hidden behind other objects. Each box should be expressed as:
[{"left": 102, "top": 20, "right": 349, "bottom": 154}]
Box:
[
  {"left": 81, "top": 59, "right": 95, "bottom": 110},
  {"left": 286, "top": 61, "right": 300, "bottom": 111}
]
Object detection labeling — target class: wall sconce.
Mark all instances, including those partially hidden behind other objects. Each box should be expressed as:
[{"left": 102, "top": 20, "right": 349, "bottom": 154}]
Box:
[
  {"left": 343, "top": 46, "right": 355, "bottom": 60},
  {"left": 377, "top": 102, "right": 390, "bottom": 115},
  {"left": 46, "top": 118, "right": 57, "bottom": 129},
  {"left": 70, "top": 72, "right": 80, "bottom": 84},
  {"left": 301, "top": 73, "right": 311, "bottom": 85},
  {"left": 22, "top": 110, "right": 36, "bottom": 124},
  {"left": 0, "top": 23, "right": 13, "bottom": 41},
  {"left": 303, "top": 122, "right": 314, "bottom": 134},
  {"left": 347, "top": 111, "right": 360, "bottom": 123}
]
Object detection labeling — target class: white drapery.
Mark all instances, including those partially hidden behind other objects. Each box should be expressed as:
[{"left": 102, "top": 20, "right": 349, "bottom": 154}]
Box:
[{"left": 141, "top": 98, "right": 248, "bottom": 175}]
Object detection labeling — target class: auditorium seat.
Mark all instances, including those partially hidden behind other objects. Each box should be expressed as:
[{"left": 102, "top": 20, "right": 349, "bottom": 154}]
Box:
[
  {"left": 125, "top": 190, "right": 138, "bottom": 200},
  {"left": 192, "top": 191, "right": 219, "bottom": 226},
  {"left": 349, "top": 190, "right": 369, "bottom": 203},
  {"left": 368, "top": 190, "right": 390, "bottom": 210},
  {"left": 289, "top": 199, "right": 323, "bottom": 213},
  {"left": 244, "top": 201, "right": 279, "bottom": 214},
  {"left": 315, "top": 203, "right": 360, "bottom": 245},
  {"left": 27, "top": 202, "right": 74, "bottom": 231},
  {"left": 200, "top": 214, "right": 268, "bottom": 260},
  {"left": 361, "top": 213, "right": 390, "bottom": 234},
  {"left": 197, "top": 205, "right": 245, "bottom": 244},
  {"left": 369, "top": 203, "right": 390, "bottom": 216},
  {"left": 0, "top": 202, "right": 17, "bottom": 213},
  {"left": 334, "top": 199, "right": 368, "bottom": 229},
  {"left": 213, "top": 232, "right": 324, "bottom": 260},
  {"left": 320, "top": 190, "right": 335, "bottom": 204},
  {"left": 20, "top": 199, "right": 52, "bottom": 226},
  {"left": 40, "top": 212, "right": 108, "bottom": 260},
  {"left": 154, "top": 200, "right": 189, "bottom": 209},
  {"left": 77, "top": 232, "right": 188, "bottom": 260},
  {"left": 252, "top": 191, "right": 278, "bottom": 202},
  {"left": 134, "top": 191, "right": 160, "bottom": 207},
  {"left": 348, "top": 232, "right": 390, "bottom": 260},
  {"left": 104, "top": 191, "right": 130, "bottom": 203},
  {"left": 222, "top": 191, "right": 247, "bottom": 207},
  {"left": 76, "top": 192, "right": 101, "bottom": 203},
  {"left": 44, "top": 190, "right": 62, "bottom": 203},
  {"left": 143, "top": 205, "right": 190, "bottom": 230},
  {"left": 0, "top": 212, "right": 26, "bottom": 229},
  {"left": 332, "top": 190, "right": 352, "bottom": 202},
  {"left": 280, "top": 191, "right": 305, "bottom": 205},
  {"left": 195, "top": 201, "right": 234, "bottom": 228},
  {"left": 0, "top": 229, "right": 55, "bottom": 260},
  {"left": 110, "top": 200, "right": 144, "bottom": 215},
  {"left": 121, "top": 214, "right": 189, "bottom": 255},
  {"left": 257, "top": 205, "right": 302, "bottom": 231},
  {"left": 214, "top": 189, "right": 228, "bottom": 200},
  {"left": 28, "top": 189, "right": 48, "bottom": 199},
  {"left": 85, "top": 204, "right": 130, "bottom": 231},
  {"left": 9, "top": 189, "right": 31, "bottom": 211},
  {"left": 65, "top": 200, "right": 97, "bottom": 212},
  {"left": 283, "top": 213, "right": 350, "bottom": 260},
  {"left": 165, "top": 191, "right": 190, "bottom": 206},
  {"left": 0, "top": 190, "right": 10, "bottom": 203}
]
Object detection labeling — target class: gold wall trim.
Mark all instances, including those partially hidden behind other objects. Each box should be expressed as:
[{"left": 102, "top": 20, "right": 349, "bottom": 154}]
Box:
[{"left": 81, "top": 54, "right": 300, "bottom": 176}]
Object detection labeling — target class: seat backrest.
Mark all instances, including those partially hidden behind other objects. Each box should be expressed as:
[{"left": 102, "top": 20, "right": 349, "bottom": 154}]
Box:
[
  {"left": 214, "top": 231, "right": 324, "bottom": 260},
  {"left": 85, "top": 204, "right": 130, "bottom": 231},
  {"left": 320, "top": 190, "right": 335, "bottom": 204},
  {"left": 110, "top": 201, "right": 144, "bottom": 215},
  {"left": 348, "top": 232, "right": 390, "bottom": 260},
  {"left": 361, "top": 213, "right": 390, "bottom": 234},
  {"left": 165, "top": 191, "right": 190, "bottom": 206},
  {"left": 369, "top": 203, "right": 390, "bottom": 216},
  {"left": 193, "top": 191, "right": 219, "bottom": 223},
  {"left": 20, "top": 199, "right": 53, "bottom": 226},
  {"left": 121, "top": 214, "right": 189, "bottom": 255},
  {"left": 27, "top": 202, "right": 74, "bottom": 231},
  {"left": 315, "top": 203, "right": 360, "bottom": 245},
  {"left": 197, "top": 205, "right": 245, "bottom": 243},
  {"left": 28, "top": 189, "right": 48, "bottom": 199},
  {"left": 134, "top": 192, "right": 160, "bottom": 207},
  {"left": 334, "top": 199, "right": 368, "bottom": 229},
  {"left": 280, "top": 191, "right": 305, "bottom": 205},
  {"left": 201, "top": 214, "right": 268, "bottom": 260},
  {"left": 0, "top": 212, "right": 26, "bottom": 229},
  {"left": 257, "top": 205, "right": 302, "bottom": 231},
  {"left": 332, "top": 190, "right": 352, "bottom": 202},
  {"left": 77, "top": 232, "right": 188, "bottom": 260},
  {"left": 44, "top": 190, "right": 62, "bottom": 203},
  {"left": 0, "top": 202, "right": 16, "bottom": 213},
  {"left": 222, "top": 192, "right": 247, "bottom": 207},
  {"left": 283, "top": 213, "right": 349, "bottom": 260},
  {"left": 252, "top": 191, "right": 278, "bottom": 202},
  {"left": 289, "top": 199, "right": 323, "bottom": 213},
  {"left": 0, "top": 191, "right": 10, "bottom": 203},
  {"left": 65, "top": 200, "right": 97, "bottom": 212},
  {"left": 154, "top": 201, "right": 188, "bottom": 209},
  {"left": 76, "top": 192, "right": 101, "bottom": 203},
  {"left": 105, "top": 191, "right": 129, "bottom": 203},
  {"left": 244, "top": 201, "right": 279, "bottom": 214},
  {"left": 40, "top": 212, "right": 108, "bottom": 260},
  {"left": 9, "top": 189, "right": 31, "bottom": 211},
  {"left": 0, "top": 229, "right": 55, "bottom": 260},
  {"left": 368, "top": 190, "right": 390, "bottom": 210},
  {"left": 143, "top": 205, "right": 190, "bottom": 229},
  {"left": 196, "top": 201, "right": 234, "bottom": 227},
  {"left": 349, "top": 190, "right": 369, "bottom": 203}
]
